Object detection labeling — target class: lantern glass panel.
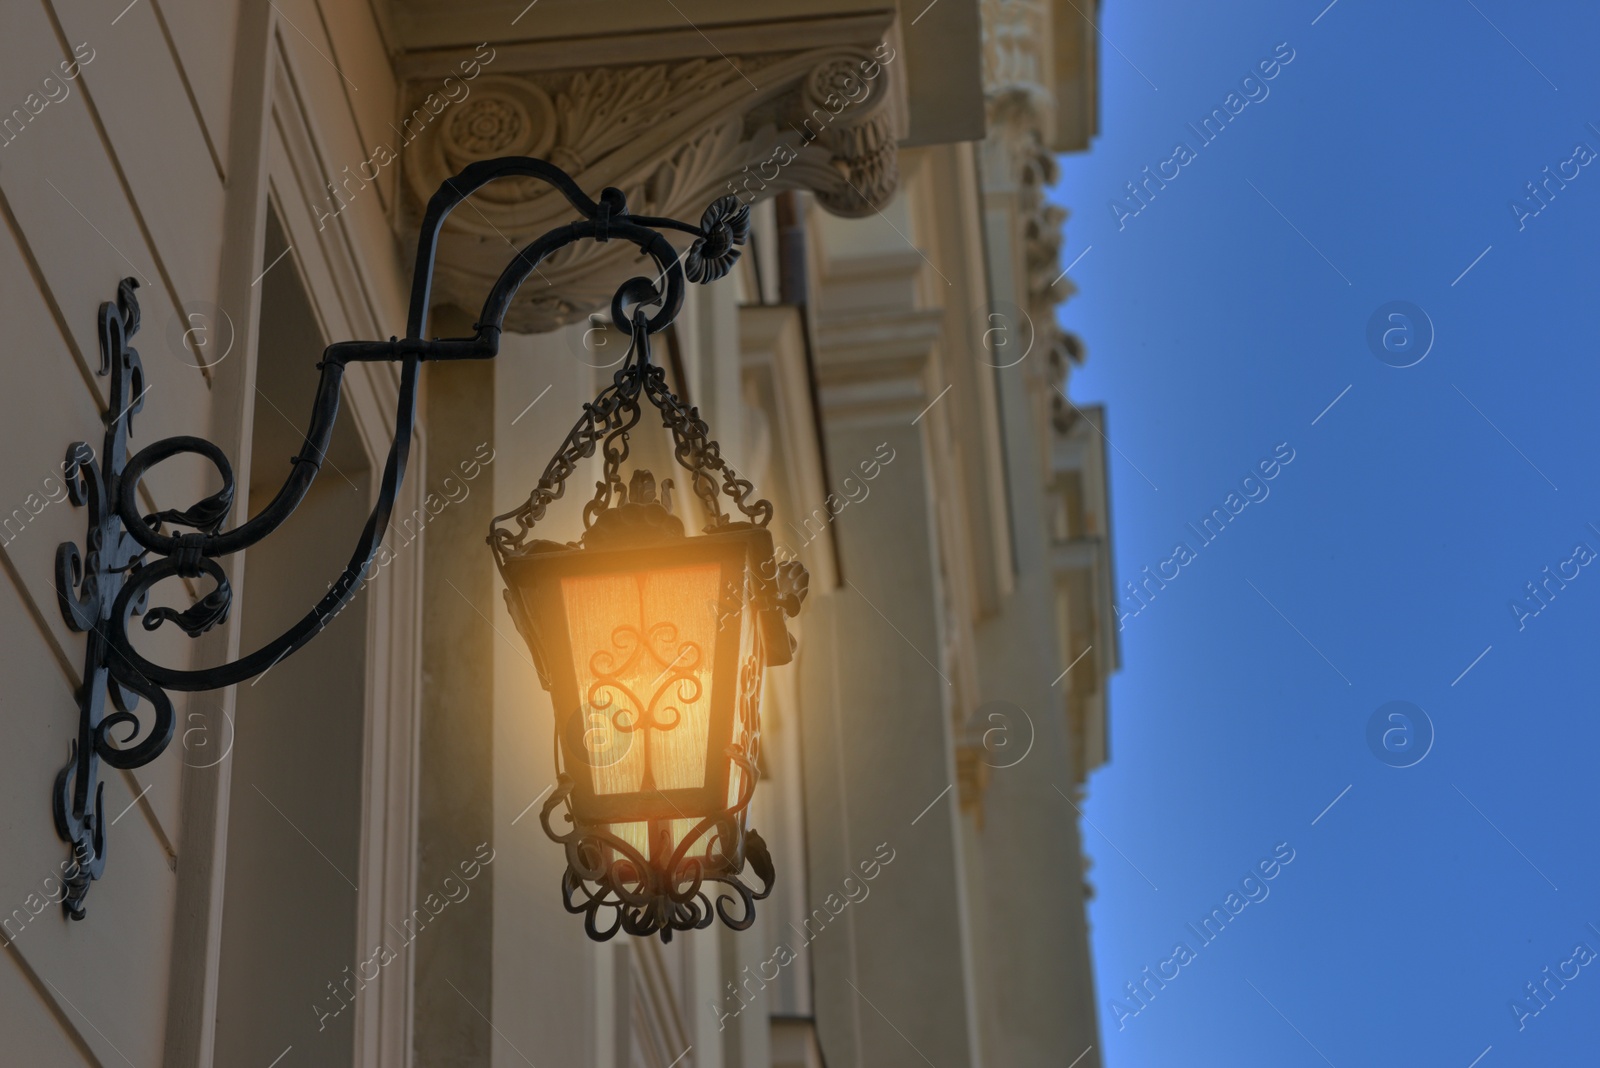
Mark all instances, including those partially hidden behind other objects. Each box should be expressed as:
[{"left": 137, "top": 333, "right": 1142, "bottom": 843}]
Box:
[
  {"left": 504, "top": 527, "right": 772, "bottom": 876},
  {"left": 559, "top": 563, "right": 722, "bottom": 796}
]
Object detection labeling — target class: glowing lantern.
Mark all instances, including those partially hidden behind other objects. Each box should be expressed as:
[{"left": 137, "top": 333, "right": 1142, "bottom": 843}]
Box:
[{"left": 492, "top": 318, "right": 807, "bottom": 941}]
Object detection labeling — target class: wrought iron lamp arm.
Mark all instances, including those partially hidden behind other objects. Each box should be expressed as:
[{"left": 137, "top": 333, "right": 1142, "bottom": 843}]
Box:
[
  {"left": 53, "top": 155, "right": 748, "bottom": 918},
  {"left": 105, "top": 159, "right": 696, "bottom": 693}
]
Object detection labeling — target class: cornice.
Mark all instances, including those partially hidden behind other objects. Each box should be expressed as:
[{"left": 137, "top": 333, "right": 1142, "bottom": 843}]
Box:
[{"left": 394, "top": 13, "right": 897, "bottom": 78}]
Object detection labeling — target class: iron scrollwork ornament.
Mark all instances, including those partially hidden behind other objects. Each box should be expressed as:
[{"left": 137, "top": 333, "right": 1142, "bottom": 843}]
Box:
[
  {"left": 53, "top": 278, "right": 179, "bottom": 919},
  {"left": 50, "top": 158, "right": 770, "bottom": 917}
]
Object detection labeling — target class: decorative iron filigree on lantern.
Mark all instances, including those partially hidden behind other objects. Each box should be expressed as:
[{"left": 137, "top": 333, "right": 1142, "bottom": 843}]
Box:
[{"left": 490, "top": 307, "right": 807, "bottom": 942}]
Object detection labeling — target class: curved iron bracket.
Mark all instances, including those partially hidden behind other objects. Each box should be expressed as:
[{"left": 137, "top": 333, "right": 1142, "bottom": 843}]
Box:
[{"left": 53, "top": 157, "right": 749, "bottom": 916}]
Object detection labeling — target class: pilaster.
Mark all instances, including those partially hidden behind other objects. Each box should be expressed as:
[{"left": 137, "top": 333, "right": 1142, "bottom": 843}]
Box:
[{"left": 801, "top": 227, "right": 983, "bottom": 1068}]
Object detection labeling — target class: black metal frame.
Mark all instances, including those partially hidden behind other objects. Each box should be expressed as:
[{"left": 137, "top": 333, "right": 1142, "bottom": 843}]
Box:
[{"left": 52, "top": 156, "right": 755, "bottom": 918}]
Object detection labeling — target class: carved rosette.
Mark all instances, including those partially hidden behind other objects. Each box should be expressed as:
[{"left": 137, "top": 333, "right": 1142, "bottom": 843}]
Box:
[
  {"left": 794, "top": 54, "right": 899, "bottom": 216},
  {"left": 402, "top": 46, "right": 903, "bottom": 333}
]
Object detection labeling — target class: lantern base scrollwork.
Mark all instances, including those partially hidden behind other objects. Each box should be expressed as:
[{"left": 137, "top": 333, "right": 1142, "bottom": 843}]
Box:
[{"left": 539, "top": 763, "right": 774, "bottom": 944}]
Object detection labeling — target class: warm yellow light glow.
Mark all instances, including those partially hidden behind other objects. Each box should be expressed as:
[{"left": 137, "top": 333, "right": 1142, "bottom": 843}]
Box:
[{"left": 561, "top": 563, "right": 722, "bottom": 796}]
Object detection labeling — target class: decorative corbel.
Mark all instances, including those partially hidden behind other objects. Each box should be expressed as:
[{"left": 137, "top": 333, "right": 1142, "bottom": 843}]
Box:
[{"left": 402, "top": 43, "right": 904, "bottom": 333}]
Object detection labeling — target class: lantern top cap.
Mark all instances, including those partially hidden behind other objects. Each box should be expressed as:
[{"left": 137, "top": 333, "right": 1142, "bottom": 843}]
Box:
[{"left": 574, "top": 468, "right": 686, "bottom": 551}]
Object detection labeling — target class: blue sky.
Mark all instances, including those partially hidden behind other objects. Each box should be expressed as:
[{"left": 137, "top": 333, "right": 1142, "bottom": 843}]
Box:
[{"left": 1052, "top": 2, "right": 1600, "bottom": 1064}]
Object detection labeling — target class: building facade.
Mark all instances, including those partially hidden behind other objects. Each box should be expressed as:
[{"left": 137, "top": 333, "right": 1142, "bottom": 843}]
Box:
[{"left": 0, "top": 1, "right": 1111, "bottom": 1065}]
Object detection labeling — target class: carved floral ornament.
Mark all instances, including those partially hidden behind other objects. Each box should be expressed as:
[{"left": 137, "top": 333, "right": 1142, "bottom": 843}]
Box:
[{"left": 402, "top": 43, "right": 903, "bottom": 332}]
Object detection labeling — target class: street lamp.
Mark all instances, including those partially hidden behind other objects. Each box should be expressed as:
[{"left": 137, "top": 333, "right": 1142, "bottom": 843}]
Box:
[{"left": 50, "top": 157, "right": 806, "bottom": 939}]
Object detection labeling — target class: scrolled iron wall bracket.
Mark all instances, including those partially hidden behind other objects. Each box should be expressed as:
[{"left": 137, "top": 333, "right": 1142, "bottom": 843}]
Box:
[{"left": 52, "top": 157, "right": 750, "bottom": 918}]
